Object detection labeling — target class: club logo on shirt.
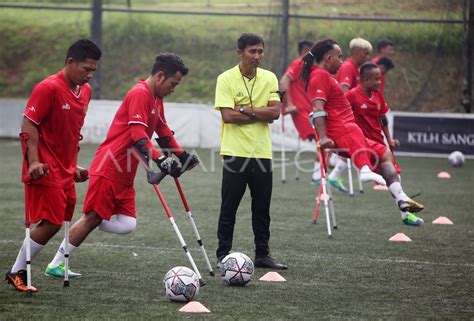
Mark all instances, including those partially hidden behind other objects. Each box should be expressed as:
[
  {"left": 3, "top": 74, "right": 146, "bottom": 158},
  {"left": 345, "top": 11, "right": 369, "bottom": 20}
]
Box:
[
  {"left": 344, "top": 76, "right": 350, "bottom": 81},
  {"left": 361, "top": 104, "right": 368, "bottom": 109},
  {"left": 132, "top": 114, "right": 143, "bottom": 120},
  {"left": 316, "top": 89, "right": 323, "bottom": 94},
  {"left": 62, "top": 103, "right": 71, "bottom": 110},
  {"left": 28, "top": 106, "right": 36, "bottom": 112},
  {"left": 151, "top": 108, "right": 156, "bottom": 115},
  {"left": 236, "top": 92, "right": 244, "bottom": 97}
]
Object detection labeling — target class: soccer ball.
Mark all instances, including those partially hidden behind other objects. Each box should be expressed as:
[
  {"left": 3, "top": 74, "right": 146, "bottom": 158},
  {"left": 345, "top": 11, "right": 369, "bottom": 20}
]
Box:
[
  {"left": 219, "top": 252, "right": 254, "bottom": 286},
  {"left": 448, "top": 151, "right": 465, "bottom": 168},
  {"left": 163, "top": 266, "right": 200, "bottom": 302}
]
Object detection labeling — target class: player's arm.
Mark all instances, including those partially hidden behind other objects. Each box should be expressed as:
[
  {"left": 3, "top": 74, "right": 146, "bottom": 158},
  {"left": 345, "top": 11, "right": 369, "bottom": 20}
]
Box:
[
  {"left": 279, "top": 74, "right": 297, "bottom": 114},
  {"left": 340, "top": 84, "right": 350, "bottom": 93},
  {"left": 380, "top": 115, "right": 399, "bottom": 149},
  {"left": 310, "top": 99, "right": 334, "bottom": 149},
  {"left": 21, "top": 117, "right": 49, "bottom": 180},
  {"left": 220, "top": 107, "right": 257, "bottom": 124}
]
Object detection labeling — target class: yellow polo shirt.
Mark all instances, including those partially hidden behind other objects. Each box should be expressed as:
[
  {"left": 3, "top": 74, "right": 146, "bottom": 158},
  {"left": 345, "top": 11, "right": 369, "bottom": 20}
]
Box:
[{"left": 215, "top": 65, "right": 280, "bottom": 159}]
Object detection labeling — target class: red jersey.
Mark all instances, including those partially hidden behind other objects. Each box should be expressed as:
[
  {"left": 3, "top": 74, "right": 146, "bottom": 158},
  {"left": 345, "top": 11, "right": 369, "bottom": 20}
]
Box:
[
  {"left": 345, "top": 85, "right": 389, "bottom": 144},
  {"left": 284, "top": 57, "right": 313, "bottom": 114},
  {"left": 307, "top": 67, "right": 355, "bottom": 137},
  {"left": 371, "top": 55, "right": 386, "bottom": 94},
  {"left": 22, "top": 70, "right": 92, "bottom": 188},
  {"left": 336, "top": 58, "right": 359, "bottom": 90},
  {"left": 89, "top": 80, "right": 183, "bottom": 186}
]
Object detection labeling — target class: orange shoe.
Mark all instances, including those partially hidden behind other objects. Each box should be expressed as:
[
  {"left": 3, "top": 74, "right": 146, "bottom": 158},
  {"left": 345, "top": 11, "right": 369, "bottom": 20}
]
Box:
[{"left": 5, "top": 270, "right": 38, "bottom": 293}]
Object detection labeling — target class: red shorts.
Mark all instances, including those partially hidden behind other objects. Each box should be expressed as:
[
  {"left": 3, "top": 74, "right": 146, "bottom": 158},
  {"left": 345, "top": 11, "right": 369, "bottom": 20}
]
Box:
[
  {"left": 25, "top": 184, "right": 76, "bottom": 226},
  {"left": 330, "top": 123, "right": 387, "bottom": 170},
  {"left": 83, "top": 175, "right": 136, "bottom": 220},
  {"left": 291, "top": 112, "right": 315, "bottom": 141}
]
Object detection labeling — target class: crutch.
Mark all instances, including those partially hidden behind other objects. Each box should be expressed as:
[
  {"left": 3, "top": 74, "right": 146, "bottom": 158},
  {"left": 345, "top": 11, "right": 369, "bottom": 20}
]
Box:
[
  {"left": 295, "top": 138, "right": 301, "bottom": 181},
  {"left": 132, "top": 147, "right": 206, "bottom": 286},
  {"left": 173, "top": 177, "right": 214, "bottom": 276},
  {"left": 347, "top": 158, "right": 354, "bottom": 197},
  {"left": 281, "top": 111, "right": 286, "bottom": 183},
  {"left": 309, "top": 113, "right": 336, "bottom": 238},
  {"left": 20, "top": 133, "right": 34, "bottom": 297},
  {"left": 357, "top": 167, "right": 364, "bottom": 193},
  {"left": 63, "top": 220, "right": 70, "bottom": 287}
]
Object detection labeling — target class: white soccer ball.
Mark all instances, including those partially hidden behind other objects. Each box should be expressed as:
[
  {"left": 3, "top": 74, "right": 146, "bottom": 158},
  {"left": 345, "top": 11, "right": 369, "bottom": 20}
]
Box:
[
  {"left": 448, "top": 151, "right": 465, "bottom": 168},
  {"left": 219, "top": 252, "right": 254, "bottom": 286},
  {"left": 163, "top": 266, "right": 200, "bottom": 302}
]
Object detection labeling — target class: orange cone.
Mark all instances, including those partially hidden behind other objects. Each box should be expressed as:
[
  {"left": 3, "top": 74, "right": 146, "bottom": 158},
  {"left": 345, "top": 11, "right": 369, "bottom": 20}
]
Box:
[
  {"left": 437, "top": 171, "right": 451, "bottom": 179},
  {"left": 179, "top": 301, "right": 211, "bottom": 313},
  {"left": 389, "top": 233, "right": 412, "bottom": 242},
  {"left": 432, "top": 216, "right": 454, "bottom": 225},
  {"left": 259, "top": 272, "right": 286, "bottom": 282}
]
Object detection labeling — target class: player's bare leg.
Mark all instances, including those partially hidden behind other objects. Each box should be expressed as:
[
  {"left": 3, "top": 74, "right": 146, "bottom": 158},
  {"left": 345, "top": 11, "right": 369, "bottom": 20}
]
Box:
[
  {"left": 46, "top": 211, "right": 102, "bottom": 278},
  {"left": 6, "top": 221, "right": 60, "bottom": 292},
  {"left": 379, "top": 150, "right": 424, "bottom": 226}
]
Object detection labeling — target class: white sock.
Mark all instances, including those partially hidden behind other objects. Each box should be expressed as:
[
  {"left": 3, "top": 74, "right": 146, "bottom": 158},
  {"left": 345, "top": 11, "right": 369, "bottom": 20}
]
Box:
[
  {"left": 328, "top": 158, "right": 348, "bottom": 180},
  {"left": 312, "top": 161, "right": 321, "bottom": 181},
  {"left": 359, "top": 165, "right": 386, "bottom": 185},
  {"left": 49, "top": 239, "right": 78, "bottom": 267},
  {"left": 11, "top": 238, "right": 44, "bottom": 273},
  {"left": 388, "top": 182, "right": 409, "bottom": 202},
  {"left": 98, "top": 214, "right": 136, "bottom": 234}
]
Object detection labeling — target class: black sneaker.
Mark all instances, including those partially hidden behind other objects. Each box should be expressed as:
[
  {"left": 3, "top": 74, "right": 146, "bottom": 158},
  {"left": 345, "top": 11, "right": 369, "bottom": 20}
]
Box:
[
  {"left": 216, "top": 255, "right": 226, "bottom": 269},
  {"left": 254, "top": 255, "right": 288, "bottom": 270}
]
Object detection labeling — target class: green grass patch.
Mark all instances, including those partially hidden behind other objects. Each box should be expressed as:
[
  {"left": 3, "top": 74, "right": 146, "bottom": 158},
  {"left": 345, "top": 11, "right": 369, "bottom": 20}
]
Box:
[{"left": 0, "top": 140, "right": 473, "bottom": 319}]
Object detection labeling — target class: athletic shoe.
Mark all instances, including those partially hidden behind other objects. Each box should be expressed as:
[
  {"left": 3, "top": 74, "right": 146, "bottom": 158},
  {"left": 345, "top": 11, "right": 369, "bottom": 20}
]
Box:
[
  {"left": 398, "top": 198, "right": 424, "bottom": 213},
  {"left": 5, "top": 269, "right": 38, "bottom": 293},
  {"left": 254, "top": 255, "right": 288, "bottom": 270},
  {"left": 45, "top": 263, "right": 82, "bottom": 279},
  {"left": 329, "top": 178, "right": 349, "bottom": 193},
  {"left": 216, "top": 255, "right": 226, "bottom": 269},
  {"left": 402, "top": 212, "right": 424, "bottom": 226}
]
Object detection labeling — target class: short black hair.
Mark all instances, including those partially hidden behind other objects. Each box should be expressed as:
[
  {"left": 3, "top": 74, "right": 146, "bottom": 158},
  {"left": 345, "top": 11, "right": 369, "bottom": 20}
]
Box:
[
  {"left": 151, "top": 53, "right": 189, "bottom": 77},
  {"left": 375, "top": 56, "right": 395, "bottom": 70},
  {"left": 297, "top": 40, "right": 314, "bottom": 55},
  {"left": 360, "top": 63, "right": 379, "bottom": 79},
  {"left": 65, "top": 38, "right": 101, "bottom": 64},
  {"left": 377, "top": 39, "right": 394, "bottom": 53},
  {"left": 237, "top": 33, "right": 265, "bottom": 50}
]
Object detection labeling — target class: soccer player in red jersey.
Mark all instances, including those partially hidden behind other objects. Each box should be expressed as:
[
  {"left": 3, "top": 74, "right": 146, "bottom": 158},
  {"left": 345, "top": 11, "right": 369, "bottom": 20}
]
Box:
[
  {"left": 329, "top": 38, "right": 373, "bottom": 192},
  {"left": 373, "top": 56, "right": 394, "bottom": 94},
  {"left": 371, "top": 39, "right": 395, "bottom": 94},
  {"left": 45, "top": 53, "right": 199, "bottom": 278},
  {"left": 346, "top": 63, "right": 401, "bottom": 174},
  {"left": 280, "top": 40, "right": 322, "bottom": 182},
  {"left": 300, "top": 39, "right": 424, "bottom": 226},
  {"left": 5, "top": 39, "right": 101, "bottom": 292}
]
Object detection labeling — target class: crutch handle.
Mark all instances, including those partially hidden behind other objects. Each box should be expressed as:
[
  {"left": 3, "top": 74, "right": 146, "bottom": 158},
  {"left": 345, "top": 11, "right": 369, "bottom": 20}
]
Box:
[{"left": 147, "top": 171, "right": 166, "bottom": 185}]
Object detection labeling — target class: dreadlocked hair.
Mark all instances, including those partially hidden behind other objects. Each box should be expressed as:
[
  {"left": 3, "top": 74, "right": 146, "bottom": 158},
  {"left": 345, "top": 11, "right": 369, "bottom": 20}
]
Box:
[{"left": 301, "top": 39, "right": 339, "bottom": 91}]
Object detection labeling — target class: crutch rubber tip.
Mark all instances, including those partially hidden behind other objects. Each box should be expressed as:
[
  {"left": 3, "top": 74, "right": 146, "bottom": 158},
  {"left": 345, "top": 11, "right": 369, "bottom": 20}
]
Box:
[
  {"left": 350, "top": 194, "right": 354, "bottom": 197},
  {"left": 360, "top": 191, "right": 364, "bottom": 194},
  {"left": 328, "top": 235, "right": 333, "bottom": 239},
  {"left": 281, "top": 180, "right": 286, "bottom": 183},
  {"left": 209, "top": 271, "right": 215, "bottom": 277},
  {"left": 63, "top": 281, "right": 70, "bottom": 287},
  {"left": 199, "top": 279, "right": 206, "bottom": 287},
  {"left": 333, "top": 226, "right": 338, "bottom": 229},
  {"left": 295, "top": 177, "right": 299, "bottom": 181}
]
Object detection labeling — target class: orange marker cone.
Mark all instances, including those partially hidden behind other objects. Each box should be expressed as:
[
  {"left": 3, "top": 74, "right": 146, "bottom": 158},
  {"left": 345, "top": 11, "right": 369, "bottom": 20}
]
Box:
[
  {"left": 389, "top": 233, "right": 412, "bottom": 242},
  {"left": 437, "top": 171, "right": 451, "bottom": 179},
  {"left": 432, "top": 216, "right": 454, "bottom": 225},
  {"left": 179, "top": 301, "right": 211, "bottom": 313},
  {"left": 259, "top": 272, "right": 287, "bottom": 282}
]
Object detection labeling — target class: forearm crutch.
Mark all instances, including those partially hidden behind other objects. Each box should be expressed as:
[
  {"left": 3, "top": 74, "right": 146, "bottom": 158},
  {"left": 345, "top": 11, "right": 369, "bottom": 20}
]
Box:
[
  {"left": 281, "top": 113, "right": 286, "bottom": 183},
  {"left": 132, "top": 147, "right": 206, "bottom": 286},
  {"left": 173, "top": 177, "right": 214, "bottom": 276}
]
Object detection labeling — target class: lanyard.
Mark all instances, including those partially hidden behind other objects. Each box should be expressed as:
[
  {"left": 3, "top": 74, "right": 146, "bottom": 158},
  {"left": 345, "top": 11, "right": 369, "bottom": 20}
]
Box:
[{"left": 241, "top": 70, "right": 257, "bottom": 107}]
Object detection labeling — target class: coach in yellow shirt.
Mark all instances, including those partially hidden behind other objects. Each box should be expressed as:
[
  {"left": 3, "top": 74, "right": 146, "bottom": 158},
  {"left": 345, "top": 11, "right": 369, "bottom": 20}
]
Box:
[{"left": 214, "top": 33, "right": 287, "bottom": 270}]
